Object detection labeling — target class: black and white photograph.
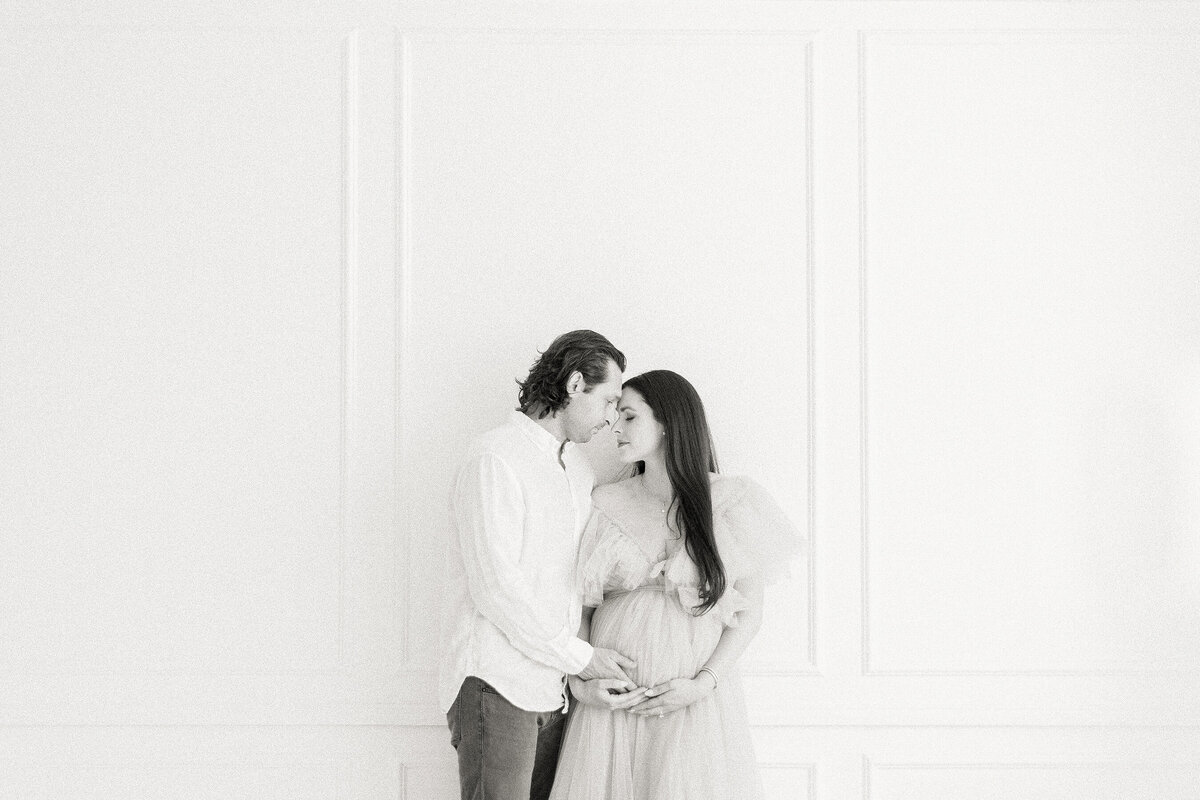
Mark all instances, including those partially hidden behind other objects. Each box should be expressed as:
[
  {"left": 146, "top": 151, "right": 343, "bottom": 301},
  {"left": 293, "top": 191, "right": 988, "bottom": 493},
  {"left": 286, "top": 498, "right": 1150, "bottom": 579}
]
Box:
[{"left": 2, "top": 2, "right": 1199, "bottom": 798}]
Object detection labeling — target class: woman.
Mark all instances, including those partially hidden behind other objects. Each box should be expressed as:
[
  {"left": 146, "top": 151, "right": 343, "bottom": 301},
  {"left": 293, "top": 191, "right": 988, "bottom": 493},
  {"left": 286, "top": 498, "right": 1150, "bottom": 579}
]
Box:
[{"left": 550, "top": 370, "right": 802, "bottom": 800}]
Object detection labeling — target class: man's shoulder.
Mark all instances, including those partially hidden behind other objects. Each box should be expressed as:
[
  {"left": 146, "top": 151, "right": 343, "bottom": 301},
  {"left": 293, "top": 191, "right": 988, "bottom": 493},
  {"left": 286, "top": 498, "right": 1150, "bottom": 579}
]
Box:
[{"left": 461, "top": 418, "right": 533, "bottom": 464}]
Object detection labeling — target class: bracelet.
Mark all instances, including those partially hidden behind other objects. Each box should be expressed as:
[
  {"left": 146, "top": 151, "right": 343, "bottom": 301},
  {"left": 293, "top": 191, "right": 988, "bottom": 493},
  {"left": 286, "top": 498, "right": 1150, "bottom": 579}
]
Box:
[{"left": 696, "top": 666, "right": 718, "bottom": 688}]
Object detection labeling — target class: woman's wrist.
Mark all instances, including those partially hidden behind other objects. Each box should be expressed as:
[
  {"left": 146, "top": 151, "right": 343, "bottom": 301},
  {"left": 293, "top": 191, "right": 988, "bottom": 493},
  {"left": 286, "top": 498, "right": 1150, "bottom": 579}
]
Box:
[{"left": 694, "top": 666, "right": 718, "bottom": 691}]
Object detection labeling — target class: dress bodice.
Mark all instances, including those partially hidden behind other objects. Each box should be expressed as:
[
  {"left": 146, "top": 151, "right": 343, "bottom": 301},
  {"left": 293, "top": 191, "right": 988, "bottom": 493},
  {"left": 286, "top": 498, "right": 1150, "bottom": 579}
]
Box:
[{"left": 577, "top": 474, "right": 802, "bottom": 626}]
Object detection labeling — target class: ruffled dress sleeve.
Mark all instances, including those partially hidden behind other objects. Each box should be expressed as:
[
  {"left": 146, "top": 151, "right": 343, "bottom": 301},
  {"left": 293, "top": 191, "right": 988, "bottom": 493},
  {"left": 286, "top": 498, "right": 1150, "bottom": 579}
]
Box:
[
  {"left": 576, "top": 505, "right": 655, "bottom": 607},
  {"left": 717, "top": 476, "right": 805, "bottom": 586}
]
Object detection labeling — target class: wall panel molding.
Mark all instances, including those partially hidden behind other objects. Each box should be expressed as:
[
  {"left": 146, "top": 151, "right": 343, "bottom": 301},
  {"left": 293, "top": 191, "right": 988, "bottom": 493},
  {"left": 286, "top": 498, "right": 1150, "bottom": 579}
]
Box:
[
  {"left": 856, "top": 28, "right": 1200, "bottom": 678},
  {"left": 0, "top": 24, "right": 350, "bottom": 683},
  {"left": 865, "top": 758, "right": 1200, "bottom": 800},
  {"left": 393, "top": 26, "right": 819, "bottom": 677}
]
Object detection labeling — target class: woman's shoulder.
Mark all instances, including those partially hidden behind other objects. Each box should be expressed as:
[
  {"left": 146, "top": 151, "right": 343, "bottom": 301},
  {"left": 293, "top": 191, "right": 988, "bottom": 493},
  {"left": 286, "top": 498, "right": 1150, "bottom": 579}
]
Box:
[
  {"left": 593, "top": 473, "right": 775, "bottom": 516},
  {"left": 592, "top": 474, "right": 639, "bottom": 500},
  {"left": 711, "top": 473, "right": 803, "bottom": 583},
  {"left": 710, "top": 473, "right": 758, "bottom": 508},
  {"left": 711, "top": 474, "right": 793, "bottom": 525},
  {"left": 590, "top": 475, "right": 641, "bottom": 517}
]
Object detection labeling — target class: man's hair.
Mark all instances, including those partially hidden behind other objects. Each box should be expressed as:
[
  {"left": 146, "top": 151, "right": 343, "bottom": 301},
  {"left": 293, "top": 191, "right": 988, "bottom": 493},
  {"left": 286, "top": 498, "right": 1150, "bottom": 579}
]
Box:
[{"left": 516, "top": 330, "right": 626, "bottom": 418}]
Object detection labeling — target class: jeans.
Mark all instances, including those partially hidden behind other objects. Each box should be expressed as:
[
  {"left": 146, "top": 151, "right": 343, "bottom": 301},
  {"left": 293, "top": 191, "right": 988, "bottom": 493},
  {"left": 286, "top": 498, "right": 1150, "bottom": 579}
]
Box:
[{"left": 446, "top": 676, "right": 568, "bottom": 800}]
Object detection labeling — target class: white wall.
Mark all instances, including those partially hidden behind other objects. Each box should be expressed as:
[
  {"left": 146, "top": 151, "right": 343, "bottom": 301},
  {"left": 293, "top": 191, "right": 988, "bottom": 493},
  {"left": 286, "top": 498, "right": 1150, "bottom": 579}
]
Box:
[{"left": 2, "top": 2, "right": 1198, "bottom": 798}]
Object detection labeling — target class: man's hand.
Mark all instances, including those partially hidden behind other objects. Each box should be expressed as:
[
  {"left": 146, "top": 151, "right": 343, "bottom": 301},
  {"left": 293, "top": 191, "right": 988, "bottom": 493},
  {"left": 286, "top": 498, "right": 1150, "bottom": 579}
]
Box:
[
  {"left": 576, "top": 647, "right": 636, "bottom": 684},
  {"left": 569, "top": 675, "right": 648, "bottom": 711},
  {"left": 628, "top": 677, "right": 714, "bottom": 718}
]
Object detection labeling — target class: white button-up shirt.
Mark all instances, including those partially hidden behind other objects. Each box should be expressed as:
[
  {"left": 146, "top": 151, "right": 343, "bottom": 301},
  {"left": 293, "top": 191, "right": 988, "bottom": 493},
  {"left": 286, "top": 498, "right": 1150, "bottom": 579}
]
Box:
[{"left": 438, "top": 411, "right": 596, "bottom": 713}]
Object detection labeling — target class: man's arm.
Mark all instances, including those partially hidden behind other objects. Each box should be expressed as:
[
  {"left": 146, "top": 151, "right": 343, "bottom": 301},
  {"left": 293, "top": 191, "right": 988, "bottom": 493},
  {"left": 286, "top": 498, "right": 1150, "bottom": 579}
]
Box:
[
  {"left": 569, "top": 605, "right": 646, "bottom": 709},
  {"left": 453, "top": 451, "right": 595, "bottom": 673}
]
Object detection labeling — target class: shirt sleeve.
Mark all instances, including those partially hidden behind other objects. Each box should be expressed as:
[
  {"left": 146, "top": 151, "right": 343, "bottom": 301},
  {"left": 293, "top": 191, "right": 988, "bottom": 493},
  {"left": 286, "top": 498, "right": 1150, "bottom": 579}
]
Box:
[{"left": 452, "top": 450, "right": 594, "bottom": 674}]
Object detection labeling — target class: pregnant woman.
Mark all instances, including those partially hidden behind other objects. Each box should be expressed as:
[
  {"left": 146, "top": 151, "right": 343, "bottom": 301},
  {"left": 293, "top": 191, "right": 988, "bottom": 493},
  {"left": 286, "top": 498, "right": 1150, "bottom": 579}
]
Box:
[{"left": 549, "top": 370, "right": 802, "bottom": 800}]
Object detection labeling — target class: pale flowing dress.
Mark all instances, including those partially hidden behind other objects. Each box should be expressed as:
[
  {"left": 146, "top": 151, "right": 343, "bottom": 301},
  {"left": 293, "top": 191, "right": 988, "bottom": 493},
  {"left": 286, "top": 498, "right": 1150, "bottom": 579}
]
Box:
[{"left": 549, "top": 474, "right": 802, "bottom": 800}]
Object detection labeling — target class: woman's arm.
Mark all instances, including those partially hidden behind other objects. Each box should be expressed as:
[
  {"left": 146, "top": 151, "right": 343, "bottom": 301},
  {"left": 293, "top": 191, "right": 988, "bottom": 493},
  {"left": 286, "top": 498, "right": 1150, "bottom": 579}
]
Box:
[
  {"left": 628, "top": 575, "right": 764, "bottom": 717},
  {"left": 695, "top": 575, "right": 764, "bottom": 678}
]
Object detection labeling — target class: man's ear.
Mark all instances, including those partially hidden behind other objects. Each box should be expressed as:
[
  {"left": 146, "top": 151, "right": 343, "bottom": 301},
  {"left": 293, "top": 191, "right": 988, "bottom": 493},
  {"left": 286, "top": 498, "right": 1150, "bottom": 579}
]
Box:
[{"left": 565, "top": 370, "right": 586, "bottom": 395}]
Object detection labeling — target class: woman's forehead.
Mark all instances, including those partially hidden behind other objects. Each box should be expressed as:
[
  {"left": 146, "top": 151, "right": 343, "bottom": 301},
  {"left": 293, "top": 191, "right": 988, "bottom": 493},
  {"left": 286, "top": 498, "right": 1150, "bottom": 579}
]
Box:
[{"left": 618, "top": 388, "right": 648, "bottom": 410}]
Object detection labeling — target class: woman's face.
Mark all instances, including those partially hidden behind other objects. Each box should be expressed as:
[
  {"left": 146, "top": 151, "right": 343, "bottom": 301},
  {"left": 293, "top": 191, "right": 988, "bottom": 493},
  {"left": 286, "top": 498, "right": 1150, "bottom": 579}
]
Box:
[{"left": 611, "top": 387, "right": 665, "bottom": 464}]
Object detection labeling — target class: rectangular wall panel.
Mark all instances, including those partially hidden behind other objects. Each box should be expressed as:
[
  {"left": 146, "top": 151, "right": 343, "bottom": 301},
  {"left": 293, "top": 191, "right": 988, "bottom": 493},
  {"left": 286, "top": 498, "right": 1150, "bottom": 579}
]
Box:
[
  {"left": 861, "top": 31, "right": 1200, "bottom": 675},
  {"left": 0, "top": 27, "right": 346, "bottom": 674},
  {"left": 869, "top": 763, "right": 1200, "bottom": 800},
  {"left": 399, "top": 31, "right": 815, "bottom": 680},
  {"left": 0, "top": 24, "right": 405, "bottom": 726},
  {"left": 0, "top": 726, "right": 409, "bottom": 800}
]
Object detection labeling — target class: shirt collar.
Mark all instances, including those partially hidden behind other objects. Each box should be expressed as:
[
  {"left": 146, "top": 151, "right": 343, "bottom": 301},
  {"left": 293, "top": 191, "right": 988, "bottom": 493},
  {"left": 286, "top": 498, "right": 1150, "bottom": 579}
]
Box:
[{"left": 509, "top": 410, "right": 572, "bottom": 460}]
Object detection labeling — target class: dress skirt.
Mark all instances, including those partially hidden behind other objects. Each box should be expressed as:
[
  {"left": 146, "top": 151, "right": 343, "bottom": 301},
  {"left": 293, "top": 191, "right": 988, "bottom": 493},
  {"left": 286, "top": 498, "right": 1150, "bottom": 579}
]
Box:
[{"left": 548, "top": 584, "right": 762, "bottom": 800}]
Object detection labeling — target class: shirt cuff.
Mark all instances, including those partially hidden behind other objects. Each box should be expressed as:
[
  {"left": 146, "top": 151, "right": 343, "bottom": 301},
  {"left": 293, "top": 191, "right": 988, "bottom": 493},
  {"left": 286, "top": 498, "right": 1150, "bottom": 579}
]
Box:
[{"left": 565, "top": 637, "right": 594, "bottom": 675}]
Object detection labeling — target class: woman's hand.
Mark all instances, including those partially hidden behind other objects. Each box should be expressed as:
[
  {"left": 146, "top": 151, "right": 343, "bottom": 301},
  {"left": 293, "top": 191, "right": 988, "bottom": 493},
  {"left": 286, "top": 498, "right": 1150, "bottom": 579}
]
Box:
[
  {"left": 569, "top": 675, "right": 649, "bottom": 711},
  {"left": 627, "top": 675, "right": 715, "bottom": 718}
]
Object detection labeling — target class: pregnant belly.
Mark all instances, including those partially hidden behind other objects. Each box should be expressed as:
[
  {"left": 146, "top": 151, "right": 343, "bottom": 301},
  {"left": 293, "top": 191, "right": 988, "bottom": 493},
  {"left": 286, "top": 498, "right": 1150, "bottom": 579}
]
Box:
[{"left": 590, "top": 586, "right": 723, "bottom": 688}]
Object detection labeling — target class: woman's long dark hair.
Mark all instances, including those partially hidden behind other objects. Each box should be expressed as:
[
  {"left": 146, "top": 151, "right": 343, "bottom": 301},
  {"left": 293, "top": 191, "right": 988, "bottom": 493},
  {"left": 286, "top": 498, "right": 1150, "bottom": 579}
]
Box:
[{"left": 623, "top": 370, "right": 724, "bottom": 615}]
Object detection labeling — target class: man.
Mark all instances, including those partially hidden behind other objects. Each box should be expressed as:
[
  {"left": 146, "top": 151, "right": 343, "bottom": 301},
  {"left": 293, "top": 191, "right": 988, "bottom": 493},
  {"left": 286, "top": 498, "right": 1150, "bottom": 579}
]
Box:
[{"left": 439, "top": 330, "right": 637, "bottom": 800}]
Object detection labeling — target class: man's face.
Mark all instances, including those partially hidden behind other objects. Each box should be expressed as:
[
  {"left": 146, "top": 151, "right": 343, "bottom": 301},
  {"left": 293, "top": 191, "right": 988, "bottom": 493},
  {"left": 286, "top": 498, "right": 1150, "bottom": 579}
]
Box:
[{"left": 561, "top": 359, "right": 623, "bottom": 443}]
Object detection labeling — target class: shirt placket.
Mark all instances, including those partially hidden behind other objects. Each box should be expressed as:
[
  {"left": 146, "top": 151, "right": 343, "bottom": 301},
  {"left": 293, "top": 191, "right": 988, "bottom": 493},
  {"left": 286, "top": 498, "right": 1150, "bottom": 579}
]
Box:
[{"left": 558, "top": 453, "right": 579, "bottom": 713}]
